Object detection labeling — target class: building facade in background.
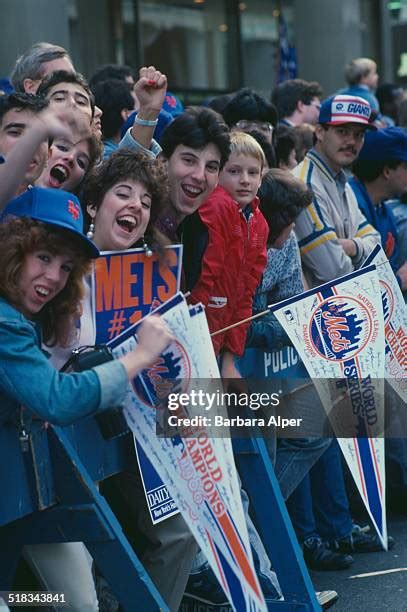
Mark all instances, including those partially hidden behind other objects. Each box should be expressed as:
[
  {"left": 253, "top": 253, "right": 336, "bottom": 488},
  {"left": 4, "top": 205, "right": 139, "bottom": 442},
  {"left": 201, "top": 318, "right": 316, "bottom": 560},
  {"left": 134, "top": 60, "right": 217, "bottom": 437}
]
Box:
[{"left": 0, "top": 0, "right": 405, "bottom": 103}]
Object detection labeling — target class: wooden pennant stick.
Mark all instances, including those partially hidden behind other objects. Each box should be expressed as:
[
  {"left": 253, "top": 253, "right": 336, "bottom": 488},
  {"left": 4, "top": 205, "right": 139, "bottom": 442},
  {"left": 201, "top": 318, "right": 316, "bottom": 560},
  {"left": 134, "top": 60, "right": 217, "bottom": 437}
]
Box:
[{"left": 210, "top": 308, "right": 271, "bottom": 337}]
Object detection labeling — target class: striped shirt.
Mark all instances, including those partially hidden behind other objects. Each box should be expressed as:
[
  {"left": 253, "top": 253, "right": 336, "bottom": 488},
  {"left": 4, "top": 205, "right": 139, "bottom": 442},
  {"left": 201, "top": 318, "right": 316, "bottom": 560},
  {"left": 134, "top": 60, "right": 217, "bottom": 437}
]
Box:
[{"left": 293, "top": 148, "right": 380, "bottom": 288}]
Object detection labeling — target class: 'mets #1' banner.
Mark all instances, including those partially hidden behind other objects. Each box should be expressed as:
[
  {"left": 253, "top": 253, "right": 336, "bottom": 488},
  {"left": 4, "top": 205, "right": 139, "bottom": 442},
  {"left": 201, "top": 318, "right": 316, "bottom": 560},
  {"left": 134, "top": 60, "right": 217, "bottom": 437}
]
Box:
[
  {"left": 92, "top": 246, "right": 182, "bottom": 344},
  {"left": 92, "top": 246, "right": 182, "bottom": 524},
  {"left": 272, "top": 264, "right": 388, "bottom": 548}
]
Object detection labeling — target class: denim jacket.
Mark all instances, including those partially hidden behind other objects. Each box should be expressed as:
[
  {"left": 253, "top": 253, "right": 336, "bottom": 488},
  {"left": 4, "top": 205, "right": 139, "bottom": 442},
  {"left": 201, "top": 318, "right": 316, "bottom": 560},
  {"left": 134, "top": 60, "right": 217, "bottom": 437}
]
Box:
[{"left": 0, "top": 297, "right": 128, "bottom": 426}]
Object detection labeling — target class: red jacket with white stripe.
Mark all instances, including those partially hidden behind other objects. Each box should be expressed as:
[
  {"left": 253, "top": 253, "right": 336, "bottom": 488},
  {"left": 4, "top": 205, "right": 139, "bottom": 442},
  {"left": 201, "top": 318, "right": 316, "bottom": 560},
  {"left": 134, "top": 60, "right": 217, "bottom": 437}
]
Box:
[{"left": 188, "top": 185, "right": 268, "bottom": 356}]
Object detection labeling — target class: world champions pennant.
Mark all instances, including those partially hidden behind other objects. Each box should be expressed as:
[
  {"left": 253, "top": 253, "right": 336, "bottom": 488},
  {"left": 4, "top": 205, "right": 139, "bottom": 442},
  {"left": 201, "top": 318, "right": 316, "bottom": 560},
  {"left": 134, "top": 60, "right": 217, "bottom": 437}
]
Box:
[{"left": 272, "top": 265, "right": 388, "bottom": 549}]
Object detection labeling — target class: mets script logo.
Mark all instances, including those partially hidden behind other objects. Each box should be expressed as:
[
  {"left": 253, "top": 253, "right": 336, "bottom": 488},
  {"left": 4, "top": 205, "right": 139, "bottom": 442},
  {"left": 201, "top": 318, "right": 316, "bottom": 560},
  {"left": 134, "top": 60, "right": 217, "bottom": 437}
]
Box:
[
  {"left": 309, "top": 296, "right": 373, "bottom": 362},
  {"left": 133, "top": 340, "right": 191, "bottom": 408},
  {"left": 380, "top": 280, "right": 394, "bottom": 325}
]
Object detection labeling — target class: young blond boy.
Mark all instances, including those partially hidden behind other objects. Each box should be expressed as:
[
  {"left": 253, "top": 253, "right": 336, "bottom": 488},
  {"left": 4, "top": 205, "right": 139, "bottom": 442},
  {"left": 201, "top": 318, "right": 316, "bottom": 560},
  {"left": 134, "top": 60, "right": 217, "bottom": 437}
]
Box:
[{"left": 186, "top": 131, "right": 268, "bottom": 378}]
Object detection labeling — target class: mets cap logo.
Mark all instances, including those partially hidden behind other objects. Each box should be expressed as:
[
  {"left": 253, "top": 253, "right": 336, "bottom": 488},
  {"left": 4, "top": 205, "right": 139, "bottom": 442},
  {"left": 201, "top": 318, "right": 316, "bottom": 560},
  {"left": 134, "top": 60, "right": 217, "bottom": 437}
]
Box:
[{"left": 309, "top": 296, "right": 373, "bottom": 362}]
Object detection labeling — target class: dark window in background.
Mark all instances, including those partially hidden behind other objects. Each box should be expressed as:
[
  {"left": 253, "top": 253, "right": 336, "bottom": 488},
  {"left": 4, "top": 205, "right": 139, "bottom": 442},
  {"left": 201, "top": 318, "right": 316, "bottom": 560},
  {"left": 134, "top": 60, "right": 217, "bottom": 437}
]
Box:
[
  {"left": 121, "top": 0, "right": 142, "bottom": 70},
  {"left": 392, "top": 23, "right": 407, "bottom": 85},
  {"left": 240, "top": 1, "right": 278, "bottom": 99},
  {"left": 68, "top": 0, "right": 297, "bottom": 101},
  {"left": 360, "top": 0, "right": 381, "bottom": 74},
  {"left": 240, "top": 0, "right": 294, "bottom": 100},
  {"left": 136, "top": 0, "right": 240, "bottom": 101},
  {"left": 388, "top": 0, "right": 407, "bottom": 84}
]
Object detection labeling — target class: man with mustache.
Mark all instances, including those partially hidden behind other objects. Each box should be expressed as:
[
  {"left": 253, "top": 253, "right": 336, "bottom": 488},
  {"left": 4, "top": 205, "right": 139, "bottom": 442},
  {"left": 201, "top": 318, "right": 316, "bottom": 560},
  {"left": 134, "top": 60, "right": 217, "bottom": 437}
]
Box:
[
  {"left": 287, "top": 97, "right": 387, "bottom": 570},
  {"left": 293, "top": 94, "right": 380, "bottom": 288}
]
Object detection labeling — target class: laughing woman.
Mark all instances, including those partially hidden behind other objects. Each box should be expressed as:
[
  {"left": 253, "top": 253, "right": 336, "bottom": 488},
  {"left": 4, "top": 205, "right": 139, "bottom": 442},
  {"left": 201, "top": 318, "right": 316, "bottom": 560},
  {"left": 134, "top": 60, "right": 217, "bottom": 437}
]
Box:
[
  {"left": 35, "top": 132, "right": 102, "bottom": 194},
  {"left": 65, "top": 148, "right": 197, "bottom": 612},
  {"left": 0, "top": 187, "right": 172, "bottom": 425}
]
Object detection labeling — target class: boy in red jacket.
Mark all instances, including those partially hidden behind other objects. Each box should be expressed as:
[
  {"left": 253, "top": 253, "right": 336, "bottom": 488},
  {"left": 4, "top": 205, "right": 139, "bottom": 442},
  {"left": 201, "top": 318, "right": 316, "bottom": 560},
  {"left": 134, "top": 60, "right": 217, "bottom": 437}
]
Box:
[{"left": 188, "top": 130, "right": 268, "bottom": 378}]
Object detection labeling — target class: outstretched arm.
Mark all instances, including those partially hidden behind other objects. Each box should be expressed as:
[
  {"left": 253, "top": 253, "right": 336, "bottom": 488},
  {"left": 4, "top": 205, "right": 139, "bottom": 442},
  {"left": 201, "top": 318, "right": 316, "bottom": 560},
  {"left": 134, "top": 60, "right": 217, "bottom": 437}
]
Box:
[
  {"left": 0, "top": 314, "right": 173, "bottom": 427},
  {"left": 0, "top": 107, "right": 90, "bottom": 210}
]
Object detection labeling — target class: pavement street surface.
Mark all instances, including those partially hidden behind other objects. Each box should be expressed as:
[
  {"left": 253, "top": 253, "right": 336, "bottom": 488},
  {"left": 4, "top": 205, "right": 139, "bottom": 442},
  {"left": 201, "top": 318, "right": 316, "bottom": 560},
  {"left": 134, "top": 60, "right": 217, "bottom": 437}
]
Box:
[{"left": 311, "top": 512, "right": 407, "bottom": 611}]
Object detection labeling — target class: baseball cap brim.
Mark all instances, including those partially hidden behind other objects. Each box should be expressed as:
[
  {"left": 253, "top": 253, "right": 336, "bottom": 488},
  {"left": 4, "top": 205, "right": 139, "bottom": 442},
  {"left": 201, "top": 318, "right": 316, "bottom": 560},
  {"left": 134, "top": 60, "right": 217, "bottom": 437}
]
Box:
[
  {"left": 2, "top": 188, "right": 100, "bottom": 258},
  {"left": 322, "top": 119, "right": 377, "bottom": 130},
  {"left": 29, "top": 213, "right": 100, "bottom": 257}
]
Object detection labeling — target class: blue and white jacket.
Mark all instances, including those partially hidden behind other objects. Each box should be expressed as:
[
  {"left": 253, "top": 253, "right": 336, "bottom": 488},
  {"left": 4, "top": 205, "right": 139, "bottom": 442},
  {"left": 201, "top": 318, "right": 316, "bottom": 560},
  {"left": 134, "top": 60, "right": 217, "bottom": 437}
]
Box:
[{"left": 293, "top": 149, "right": 380, "bottom": 288}]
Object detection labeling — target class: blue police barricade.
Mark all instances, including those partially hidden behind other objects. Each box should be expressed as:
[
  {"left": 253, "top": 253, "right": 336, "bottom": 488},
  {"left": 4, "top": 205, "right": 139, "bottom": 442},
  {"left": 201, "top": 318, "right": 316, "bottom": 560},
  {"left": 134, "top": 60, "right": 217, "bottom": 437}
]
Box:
[
  {"left": 234, "top": 347, "right": 320, "bottom": 611},
  {"left": 0, "top": 420, "right": 167, "bottom": 611},
  {"left": 1, "top": 345, "right": 319, "bottom": 611}
]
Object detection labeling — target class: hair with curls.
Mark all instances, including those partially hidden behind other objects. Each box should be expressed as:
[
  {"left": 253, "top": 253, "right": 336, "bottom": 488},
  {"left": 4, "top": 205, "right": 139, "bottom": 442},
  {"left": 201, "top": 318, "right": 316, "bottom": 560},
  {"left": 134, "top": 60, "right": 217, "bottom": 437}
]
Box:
[
  {"left": 0, "top": 217, "right": 91, "bottom": 346},
  {"left": 81, "top": 148, "right": 169, "bottom": 251},
  {"left": 258, "top": 168, "right": 313, "bottom": 244}
]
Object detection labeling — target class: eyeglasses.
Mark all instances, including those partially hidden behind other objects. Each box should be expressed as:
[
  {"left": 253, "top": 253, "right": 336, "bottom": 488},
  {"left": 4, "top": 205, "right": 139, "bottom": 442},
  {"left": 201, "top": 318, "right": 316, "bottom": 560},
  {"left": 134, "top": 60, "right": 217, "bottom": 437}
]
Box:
[{"left": 236, "top": 120, "right": 274, "bottom": 133}]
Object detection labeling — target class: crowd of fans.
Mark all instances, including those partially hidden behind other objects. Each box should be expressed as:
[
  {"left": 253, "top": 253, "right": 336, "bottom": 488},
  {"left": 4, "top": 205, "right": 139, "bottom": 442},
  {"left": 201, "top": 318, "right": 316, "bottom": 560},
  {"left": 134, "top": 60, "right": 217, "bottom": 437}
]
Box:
[{"left": 0, "top": 43, "right": 407, "bottom": 612}]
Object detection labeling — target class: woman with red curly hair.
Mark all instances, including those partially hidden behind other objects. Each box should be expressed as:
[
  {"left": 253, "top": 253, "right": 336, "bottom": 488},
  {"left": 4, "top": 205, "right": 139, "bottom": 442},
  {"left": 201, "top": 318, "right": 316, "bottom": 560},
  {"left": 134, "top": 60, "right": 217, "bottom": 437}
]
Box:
[{"left": 0, "top": 187, "right": 173, "bottom": 427}]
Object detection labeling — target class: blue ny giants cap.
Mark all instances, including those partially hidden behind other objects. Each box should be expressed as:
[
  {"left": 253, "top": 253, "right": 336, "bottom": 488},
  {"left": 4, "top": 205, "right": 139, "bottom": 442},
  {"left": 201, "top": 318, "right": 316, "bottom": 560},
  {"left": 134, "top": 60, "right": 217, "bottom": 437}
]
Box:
[
  {"left": 319, "top": 95, "right": 376, "bottom": 129},
  {"left": 2, "top": 187, "right": 99, "bottom": 257}
]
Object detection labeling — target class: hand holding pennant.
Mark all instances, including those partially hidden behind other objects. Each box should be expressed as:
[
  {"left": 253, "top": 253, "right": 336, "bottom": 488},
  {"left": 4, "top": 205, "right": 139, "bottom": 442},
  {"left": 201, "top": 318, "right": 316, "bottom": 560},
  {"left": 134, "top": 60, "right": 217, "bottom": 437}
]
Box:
[
  {"left": 108, "top": 293, "right": 267, "bottom": 611},
  {"left": 270, "top": 264, "right": 388, "bottom": 550}
]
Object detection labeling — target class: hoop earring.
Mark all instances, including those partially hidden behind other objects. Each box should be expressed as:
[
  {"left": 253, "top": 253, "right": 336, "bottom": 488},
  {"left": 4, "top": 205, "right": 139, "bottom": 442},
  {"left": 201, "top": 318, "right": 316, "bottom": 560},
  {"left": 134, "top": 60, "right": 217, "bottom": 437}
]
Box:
[
  {"left": 87, "top": 221, "right": 95, "bottom": 240},
  {"left": 142, "top": 235, "right": 153, "bottom": 257}
]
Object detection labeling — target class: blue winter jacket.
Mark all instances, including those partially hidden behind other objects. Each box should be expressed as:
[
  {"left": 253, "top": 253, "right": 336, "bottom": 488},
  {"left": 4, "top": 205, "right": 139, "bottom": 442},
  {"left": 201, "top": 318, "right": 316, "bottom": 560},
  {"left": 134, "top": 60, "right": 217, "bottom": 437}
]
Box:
[{"left": 349, "top": 176, "right": 401, "bottom": 277}]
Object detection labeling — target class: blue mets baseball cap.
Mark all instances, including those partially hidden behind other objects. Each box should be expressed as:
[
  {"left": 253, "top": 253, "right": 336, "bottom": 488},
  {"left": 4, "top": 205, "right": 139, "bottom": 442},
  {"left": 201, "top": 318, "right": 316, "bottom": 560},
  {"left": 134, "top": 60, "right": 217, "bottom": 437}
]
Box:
[
  {"left": 357, "top": 127, "right": 407, "bottom": 162},
  {"left": 319, "top": 95, "right": 375, "bottom": 129},
  {"left": 163, "top": 92, "right": 184, "bottom": 117},
  {"left": 2, "top": 187, "right": 99, "bottom": 257}
]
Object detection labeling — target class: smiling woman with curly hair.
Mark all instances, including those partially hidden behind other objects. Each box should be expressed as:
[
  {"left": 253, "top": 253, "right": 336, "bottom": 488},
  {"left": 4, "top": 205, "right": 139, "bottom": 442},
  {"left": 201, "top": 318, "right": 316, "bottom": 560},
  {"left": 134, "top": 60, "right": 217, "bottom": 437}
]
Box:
[
  {"left": 81, "top": 148, "right": 169, "bottom": 253},
  {"left": 0, "top": 217, "right": 90, "bottom": 346},
  {"left": 0, "top": 186, "right": 173, "bottom": 427}
]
